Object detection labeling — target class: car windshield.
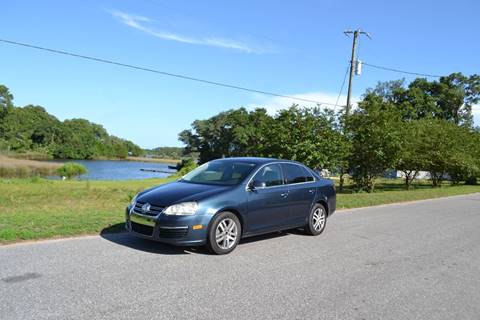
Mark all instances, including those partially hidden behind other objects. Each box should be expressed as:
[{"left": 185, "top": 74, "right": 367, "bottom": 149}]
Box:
[{"left": 181, "top": 161, "right": 257, "bottom": 186}]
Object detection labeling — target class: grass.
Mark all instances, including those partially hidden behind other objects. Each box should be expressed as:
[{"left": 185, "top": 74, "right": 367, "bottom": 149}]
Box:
[
  {"left": 337, "top": 184, "right": 480, "bottom": 209},
  {"left": 1, "top": 150, "right": 54, "bottom": 160},
  {"left": 0, "top": 177, "right": 177, "bottom": 244},
  {"left": 0, "top": 155, "right": 61, "bottom": 178},
  {"left": 0, "top": 176, "right": 478, "bottom": 244},
  {"left": 126, "top": 156, "right": 180, "bottom": 164},
  {"left": 335, "top": 177, "right": 480, "bottom": 208}
]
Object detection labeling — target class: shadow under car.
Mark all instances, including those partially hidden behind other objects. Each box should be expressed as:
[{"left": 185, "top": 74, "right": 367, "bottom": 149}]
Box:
[{"left": 100, "top": 223, "right": 303, "bottom": 255}]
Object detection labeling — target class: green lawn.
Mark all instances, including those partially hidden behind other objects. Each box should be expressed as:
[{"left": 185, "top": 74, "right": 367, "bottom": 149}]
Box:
[
  {"left": 0, "top": 177, "right": 479, "bottom": 244},
  {"left": 0, "top": 177, "right": 175, "bottom": 243},
  {"left": 337, "top": 185, "right": 480, "bottom": 209},
  {"left": 335, "top": 177, "right": 480, "bottom": 208}
]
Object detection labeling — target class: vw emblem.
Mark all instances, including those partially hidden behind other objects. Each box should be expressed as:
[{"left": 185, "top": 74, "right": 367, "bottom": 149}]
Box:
[{"left": 141, "top": 203, "right": 151, "bottom": 213}]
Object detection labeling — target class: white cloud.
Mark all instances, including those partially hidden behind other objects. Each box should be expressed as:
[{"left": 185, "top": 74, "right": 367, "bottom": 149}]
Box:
[
  {"left": 247, "top": 91, "right": 360, "bottom": 115},
  {"left": 473, "top": 104, "right": 480, "bottom": 126},
  {"left": 109, "top": 10, "right": 270, "bottom": 54},
  {"left": 473, "top": 105, "right": 480, "bottom": 114}
]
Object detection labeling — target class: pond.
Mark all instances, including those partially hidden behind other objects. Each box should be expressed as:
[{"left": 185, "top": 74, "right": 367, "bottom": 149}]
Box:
[{"left": 53, "top": 160, "right": 177, "bottom": 180}]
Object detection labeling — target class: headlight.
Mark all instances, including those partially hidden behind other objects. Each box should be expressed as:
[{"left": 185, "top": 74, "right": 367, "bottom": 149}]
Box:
[
  {"left": 130, "top": 194, "right": 138, "bottom": 206},
  {"left": 164, "top": 202, "right": 198, "bottom": 216}
]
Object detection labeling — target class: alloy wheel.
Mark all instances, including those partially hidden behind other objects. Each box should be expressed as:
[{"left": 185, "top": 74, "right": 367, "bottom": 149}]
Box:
[
  {"left": 215, "top": 218, "right": 238, "bottom": 250},
  {"left": 312, "top": 207, "right": 326, "bottom": 232}
]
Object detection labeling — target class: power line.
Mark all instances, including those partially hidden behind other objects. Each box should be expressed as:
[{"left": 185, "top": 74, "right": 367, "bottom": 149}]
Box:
[
  {"left": 335, "top": 62, "right": 350, "bottom": 107},
  {"left": 362, "top": 62, "right": 442, "bottom": 78},
  {"left": 0, "top": 38, "right": 338, "bottom": 106}
]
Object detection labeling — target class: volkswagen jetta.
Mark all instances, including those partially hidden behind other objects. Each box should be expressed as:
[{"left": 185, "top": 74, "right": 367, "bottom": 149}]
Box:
[{"left": 126, "top": 157, "right": 336, "bottom": 254}]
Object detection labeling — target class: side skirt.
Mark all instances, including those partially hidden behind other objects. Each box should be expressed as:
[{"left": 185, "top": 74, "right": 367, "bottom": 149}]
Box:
[{"left": 241, "top": 223, "right": 306, "bottom": 239}]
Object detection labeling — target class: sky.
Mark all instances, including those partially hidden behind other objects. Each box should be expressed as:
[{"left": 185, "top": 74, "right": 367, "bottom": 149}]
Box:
[{"left": 1, "top": 0, "right": 479, "bottom": 148}]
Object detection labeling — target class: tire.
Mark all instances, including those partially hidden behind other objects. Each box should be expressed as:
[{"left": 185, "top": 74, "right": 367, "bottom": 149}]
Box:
[
  {"left": 206, "top": 211, "right": 242, "bottom": 255},
  {"left": 305, "top": 203, "right": 327, "bottom": 236}
]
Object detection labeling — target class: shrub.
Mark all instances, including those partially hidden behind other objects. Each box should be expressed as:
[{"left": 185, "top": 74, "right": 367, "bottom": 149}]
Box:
[
  {"left": 347, "top": 96, "right": 403, "bottom": 192},
  {"left": 30, "top": 176, "right": 42, "bottom": 183},
  {"left": 57, "top": 162, "right": 87, "bottom": 179},
  {"left": 176, "top": 158, "right": 197, "bottom": 176},
  {"left": 465, "top": 176, "right": 478, "bottom": 185}
]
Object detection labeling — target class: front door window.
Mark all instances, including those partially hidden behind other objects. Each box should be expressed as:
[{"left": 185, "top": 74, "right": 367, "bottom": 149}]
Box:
[{"left": 253, "top": 164, "right": 283, "bottom": 187}]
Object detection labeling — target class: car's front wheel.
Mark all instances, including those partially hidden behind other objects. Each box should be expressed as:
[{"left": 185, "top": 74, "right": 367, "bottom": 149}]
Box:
[
  {"left": 305, "top": 203, "right": 327, "bottom": 236},
  {"left": 206, "top": 211, "right": 241, "bottom": 255}
]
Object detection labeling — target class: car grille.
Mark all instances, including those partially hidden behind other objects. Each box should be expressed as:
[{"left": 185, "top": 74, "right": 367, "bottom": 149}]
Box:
[
  {"left": 133, "top": 201, "right": 165, "bottom": 216},
  {"left": 131, "top": 221, "right": 154, "bottom": 236},
  {"left": 158, "top": 227, "right": 188, "bottom": 239}
]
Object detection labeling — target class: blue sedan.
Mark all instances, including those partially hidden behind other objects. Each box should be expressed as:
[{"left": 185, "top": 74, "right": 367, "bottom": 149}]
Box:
[{"left": 126, "top": 157, "right": 336, "bottom": 254}]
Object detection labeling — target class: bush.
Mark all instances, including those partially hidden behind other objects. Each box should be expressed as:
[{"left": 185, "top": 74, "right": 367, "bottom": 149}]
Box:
[
  {"left": 465, "top": 176, "right": 478, "bottom": 185},
  {"left": 176, "top": 158, "right": 197, "bottom": 176},
  {"left": 57, "top": 162, "right": 87, "bottom": 179}
]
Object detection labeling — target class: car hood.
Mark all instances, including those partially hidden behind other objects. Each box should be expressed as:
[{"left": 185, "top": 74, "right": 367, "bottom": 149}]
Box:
[{"left": 137, "top": 181, "right": 231, "bottom": 207}]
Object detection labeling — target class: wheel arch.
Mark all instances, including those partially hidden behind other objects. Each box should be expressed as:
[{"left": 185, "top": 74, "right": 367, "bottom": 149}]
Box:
[
  {"left": 211, "top": 207, "right": 245, "bottom": 236},
  {"left": 315, "top": 199, "right": 330, "bottom": 216}
]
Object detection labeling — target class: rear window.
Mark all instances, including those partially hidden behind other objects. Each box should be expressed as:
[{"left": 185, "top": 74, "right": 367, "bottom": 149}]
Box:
[{"left": 282, "top": 163, "right": 314, "bottom": 184}]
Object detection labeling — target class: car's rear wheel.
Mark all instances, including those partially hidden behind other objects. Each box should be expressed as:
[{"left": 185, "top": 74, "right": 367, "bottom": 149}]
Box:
[
  {"left": 206, "top": 212, "right": 241, "bottom": 255},
  {"left": 305, "top": 203, "right": 327, "bottom": 236}
]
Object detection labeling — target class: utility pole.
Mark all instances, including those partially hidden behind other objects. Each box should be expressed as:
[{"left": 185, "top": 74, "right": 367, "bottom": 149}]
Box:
[
  {"left": 338, "top": 29, "right": 370, "bottom": 192},
  {"left": 344, "top": 29, "right": 371, "bottom": 115}
]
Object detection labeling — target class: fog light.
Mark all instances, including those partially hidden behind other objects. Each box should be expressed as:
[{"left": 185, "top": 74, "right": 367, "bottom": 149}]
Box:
[{"left": 192, "top": 224, "right": 203, "bottom": 230}]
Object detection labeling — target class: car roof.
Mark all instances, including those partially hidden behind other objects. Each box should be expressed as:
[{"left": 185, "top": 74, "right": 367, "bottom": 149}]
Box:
[{"left": 211, "top": 157, "right": 301, "bottom": 166}]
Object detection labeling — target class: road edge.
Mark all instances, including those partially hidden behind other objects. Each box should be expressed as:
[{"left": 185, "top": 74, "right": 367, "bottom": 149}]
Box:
[
  {"left": 336, "top": 192, "right": 480, "bottom": 213},
  {"left": 1, "top": 192, "right": 479, "bottom": 248}
]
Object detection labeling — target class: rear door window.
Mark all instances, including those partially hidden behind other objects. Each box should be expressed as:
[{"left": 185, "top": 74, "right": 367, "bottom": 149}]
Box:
[
  {"left": 282, "top": 163, "right": 314, "bottom": 184},
  {"left": 303, "top": 167, "right": 315, "bottom": 182}
]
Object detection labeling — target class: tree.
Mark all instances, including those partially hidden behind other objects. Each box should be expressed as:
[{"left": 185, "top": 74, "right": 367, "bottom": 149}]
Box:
[
  {"left": 145, "top": 147, "right": 185, "bottom": 159},
  {"left": 179, "top": 106, "right": 350, "bottom": 173},
  {"left": 179, "top": 108, "right": 275, "bottom": 163},
  {"left": 359, "top": 76, "right": 480, "bottom": 188},
  {"left": 435, "top": 73, "right": 480, "bottom": 127},
  {"left": 367, "top": 74, "right": 480, "bottom": 126},
  {"left": 396, "top": 121, "right": 426, "bottom": 189},
  {"left": 0, "top": 84, "right": 145, "bottom": 159},
  {"left": 262, "top": 106, "right": 350, "bottom": 172},
  {"left": 53, "top": 119, "right": 104, "bottom": 159},
  {"left": 0, "top": 85, "right": 14, "bottom": 112},
  {"left": 347, "top": 94, "right": 403, "bottom": 192},
  {"left": 413, "top": 119, "right": 477, "bottom": 186},
  {"left": 123, "top": 140, "right": 144, "bottom": 157},
  {"left": 395, "top": 73, "right": 480, "bottom": 126},
  {"left": 397, "top": 78, "right": 440, "bottom": 121},
  {"left": 0, "top": 104, "right": 62, "bottom": 152},
  {"left": 447, "top": 127, "right": 480, "bottom": 184}
]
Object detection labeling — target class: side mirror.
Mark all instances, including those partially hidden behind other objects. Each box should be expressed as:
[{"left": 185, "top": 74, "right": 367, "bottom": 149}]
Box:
[{"left": 249, "top": 180, "right": 266, "bottom": 190}]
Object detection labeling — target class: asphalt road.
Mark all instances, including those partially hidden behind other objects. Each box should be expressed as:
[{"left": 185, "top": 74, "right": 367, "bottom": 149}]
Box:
[{"left": 1, "top": 194, "right": 480, "bottom": 320}]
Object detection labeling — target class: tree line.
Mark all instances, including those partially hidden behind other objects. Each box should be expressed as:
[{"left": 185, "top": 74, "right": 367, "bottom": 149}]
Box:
[
  {"left": 0, "top": 85, "right": 143, "bottom": 159},
  {"left": 143, "top": 146, "right": 186, "bottom": 159},
  {"left": 179, "top": 73, "right": 480, "bottom": 191}
]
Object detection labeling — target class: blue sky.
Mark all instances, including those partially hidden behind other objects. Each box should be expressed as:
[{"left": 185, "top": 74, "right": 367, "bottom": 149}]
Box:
[{"left": 1, "top": 0, "right": 479, "bottom": 148}]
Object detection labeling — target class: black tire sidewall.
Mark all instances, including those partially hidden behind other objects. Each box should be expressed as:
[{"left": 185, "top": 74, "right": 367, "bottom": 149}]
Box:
[{"left": 207, "top": 211, "right": 241, "bottom": 255}]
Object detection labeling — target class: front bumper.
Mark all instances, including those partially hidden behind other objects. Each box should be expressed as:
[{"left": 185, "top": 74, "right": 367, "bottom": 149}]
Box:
[{"left": 125, "top": 206, "right": 209, "bottom": 246}]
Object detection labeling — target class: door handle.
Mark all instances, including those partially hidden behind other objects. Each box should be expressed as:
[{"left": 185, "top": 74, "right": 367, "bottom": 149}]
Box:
[
  {"left": 280, "top": 192, "right": 288, "bottom": 198},
  {"left": 308, "top": 189, "right": 315, "bottom": 193}
]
